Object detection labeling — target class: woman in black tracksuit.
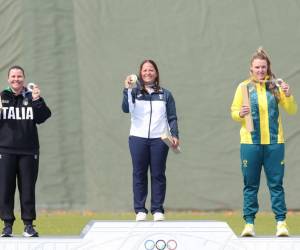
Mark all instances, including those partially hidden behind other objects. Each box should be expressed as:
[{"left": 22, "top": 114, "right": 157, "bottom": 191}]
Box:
[{"left": 0, "top": 65, "right": 51, "bottom": 237}]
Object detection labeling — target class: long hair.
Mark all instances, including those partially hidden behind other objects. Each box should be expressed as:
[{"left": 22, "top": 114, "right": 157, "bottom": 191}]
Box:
[
  {"left": 138, "top": 59, "right": 160, "bottom": 92},
  {"left": 250, "top": 47, "right": 280, "bottom": 101},
  {"left": 250, "top": 47, "right": 274, "bottom": 78}
]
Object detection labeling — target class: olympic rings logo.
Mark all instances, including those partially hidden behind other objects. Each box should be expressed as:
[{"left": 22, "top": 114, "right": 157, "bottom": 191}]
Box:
[{"left": 144, "top": 239, "right": 177, "bottom": 250}]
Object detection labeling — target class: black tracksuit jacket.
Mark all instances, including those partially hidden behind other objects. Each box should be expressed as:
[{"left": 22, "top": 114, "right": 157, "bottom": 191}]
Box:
[{"left": 0, "top": 87, "right": 51, "bottom": 155}]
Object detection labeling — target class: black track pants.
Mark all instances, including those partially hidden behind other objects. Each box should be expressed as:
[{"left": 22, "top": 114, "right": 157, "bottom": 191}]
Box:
[{"left": 0, "top": 154, "right": 39, "bottom": 222}]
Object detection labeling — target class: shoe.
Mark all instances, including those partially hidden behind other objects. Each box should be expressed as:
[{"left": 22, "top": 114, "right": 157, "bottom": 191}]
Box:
[
  {"left": 241, "top": 223, "right": 255, "bottom": 237},
  {"left": 276, "top": 221, "right": 289, "bottom": 237},
  {"left": 23, "top": 224, "right": 39, "bottom": 237},
  {"left": 136, "top": 212, "right": 147, "bottom": 221},
  {"left": 1, "top": 225, "right": 13, "bottom": 237},
  {"left": 153, "top": 212, "right": 165, "bottom": 221}
]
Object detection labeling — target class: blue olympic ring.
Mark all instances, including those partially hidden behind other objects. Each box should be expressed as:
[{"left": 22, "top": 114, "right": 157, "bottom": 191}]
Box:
[{"left": 144, "top": 240, "right": 156, "bottom": 250}]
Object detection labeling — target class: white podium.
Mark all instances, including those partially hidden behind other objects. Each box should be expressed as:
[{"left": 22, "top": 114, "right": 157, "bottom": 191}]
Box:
[{"left": 0, "top": 221, "right": 300, "bottom": 250}]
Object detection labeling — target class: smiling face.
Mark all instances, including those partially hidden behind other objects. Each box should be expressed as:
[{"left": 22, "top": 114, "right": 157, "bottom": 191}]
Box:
[
  {"left": 250, "top": 58, "right": 268, "bottom": 81},
  {"left": 140, "top": 62, "right": 158, "bottom": 85},
  {"left": 8, "top": 68, "right": 25, "bottom": 93}
]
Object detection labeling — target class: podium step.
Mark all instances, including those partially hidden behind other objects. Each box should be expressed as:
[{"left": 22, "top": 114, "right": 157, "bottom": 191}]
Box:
[{"left": 0, "top": 220, "right": 300, "bottom": 250}]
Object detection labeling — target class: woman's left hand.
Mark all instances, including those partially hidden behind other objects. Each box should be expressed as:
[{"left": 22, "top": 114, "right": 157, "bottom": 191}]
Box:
[
  {"left": 281, "top": 81, "right": 291, "bottom": 97},
  {"left": 171, "top": 137, "right": 179, "bottom": 148},
  {"left": 32, "top": 85, "right": 41, "bottom": 101}
]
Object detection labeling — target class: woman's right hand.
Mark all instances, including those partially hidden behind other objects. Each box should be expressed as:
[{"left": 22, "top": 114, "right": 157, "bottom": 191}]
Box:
[
  {"left": 239, "top": 105, "right": 250, "bottom": 118},
  {"left": 124, "top": 75, "right": 136, "bottom": 89}
]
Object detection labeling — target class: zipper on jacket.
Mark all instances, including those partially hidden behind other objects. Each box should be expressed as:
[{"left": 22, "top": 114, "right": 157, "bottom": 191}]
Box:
[{"left": 147, "top": 94, "right": 153, "bottom": 138}]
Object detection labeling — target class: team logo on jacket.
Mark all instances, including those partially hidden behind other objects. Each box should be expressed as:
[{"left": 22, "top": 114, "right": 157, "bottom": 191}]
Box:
[
  {"left": 159, "top": 94, "right": 163, "bottom": 99},
  {"left": 23, "top": 98, "right": 29, "bottom": 106}
]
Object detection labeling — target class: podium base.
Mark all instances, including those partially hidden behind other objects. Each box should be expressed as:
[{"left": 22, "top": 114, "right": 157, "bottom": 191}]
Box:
[{"left": 0, "top": 220, "right": 300, "bottom": 250}]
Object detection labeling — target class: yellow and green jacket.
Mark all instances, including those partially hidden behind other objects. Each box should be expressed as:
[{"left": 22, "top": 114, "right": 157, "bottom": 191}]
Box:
[{"left": 231, "top": 78, "right": 297, "bottom": 144}]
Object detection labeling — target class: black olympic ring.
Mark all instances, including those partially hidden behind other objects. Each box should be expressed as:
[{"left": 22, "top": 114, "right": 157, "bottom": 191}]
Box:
[{"left": 156, "top": 239, "right": 166, "bottom": 250}]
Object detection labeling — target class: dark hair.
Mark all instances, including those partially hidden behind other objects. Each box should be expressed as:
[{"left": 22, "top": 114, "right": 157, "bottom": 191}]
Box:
[
  {"left": 8, "top": 65, "right": 25, "bottom": 77},
  {"left": 138, "top": 59, "right": 160, "bottom": 92}
]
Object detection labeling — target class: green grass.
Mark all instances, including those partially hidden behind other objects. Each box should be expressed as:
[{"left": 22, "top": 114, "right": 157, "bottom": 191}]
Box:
[{"left": 9, "top": 210, "right": 300, "bottom": 236}]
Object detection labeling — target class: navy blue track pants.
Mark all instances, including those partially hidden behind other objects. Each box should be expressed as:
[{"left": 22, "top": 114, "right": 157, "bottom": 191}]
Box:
[{"left": 129, "top": 136, "right": 169, "bottom": 214}]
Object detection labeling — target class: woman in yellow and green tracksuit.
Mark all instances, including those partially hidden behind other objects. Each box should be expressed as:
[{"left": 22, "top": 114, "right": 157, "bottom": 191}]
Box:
[{"left": 231, "top": 47, "right": 297, "bottom": 237}]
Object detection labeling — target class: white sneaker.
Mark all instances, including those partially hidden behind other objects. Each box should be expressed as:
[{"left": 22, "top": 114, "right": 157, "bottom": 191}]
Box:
[
  {"left": 276, "top": 221, "right": 289, "bottom": 237},
  {"left": 136, "top": 212, "right": 147, "bottom": 221},
  {"left": 153, "top": 212, "right": 165, "bottom": 221},
  {"left": 241, "top": 223, "right": 255, "bottom": 237}
]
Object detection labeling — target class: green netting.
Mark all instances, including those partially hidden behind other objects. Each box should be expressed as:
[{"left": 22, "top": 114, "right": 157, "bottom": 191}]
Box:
[{"left": 1, "top": 0, "right": 299, "bottom": 211}]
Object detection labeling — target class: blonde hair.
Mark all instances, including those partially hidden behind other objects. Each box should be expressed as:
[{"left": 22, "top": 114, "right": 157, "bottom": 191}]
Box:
[
  {"left": 250, "top": 47, "right": 280, "bottom": 100},
  {"left": 250, "top": 47, "right": 274, "bottom": 78}
]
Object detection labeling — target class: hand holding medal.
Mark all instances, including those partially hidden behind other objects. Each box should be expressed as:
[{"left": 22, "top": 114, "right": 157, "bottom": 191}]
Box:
[{"left": 27, "top": 83, "right": 41, "bottom": 101}]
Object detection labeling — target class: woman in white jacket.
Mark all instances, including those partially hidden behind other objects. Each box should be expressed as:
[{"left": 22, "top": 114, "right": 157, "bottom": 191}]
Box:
[{"left": 122, "top": 59, "right": 179, "bottom": 222}]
